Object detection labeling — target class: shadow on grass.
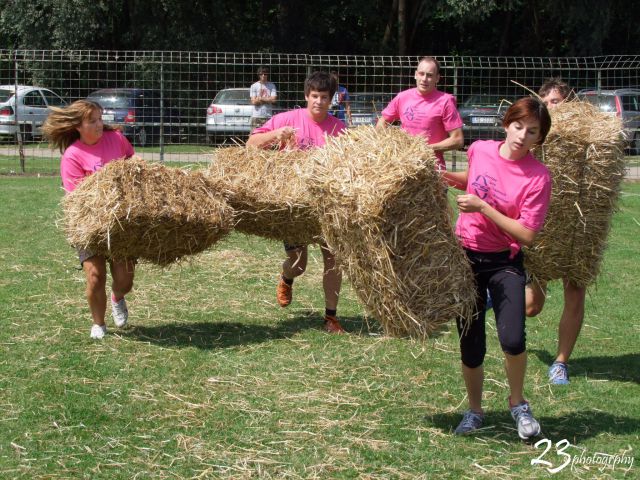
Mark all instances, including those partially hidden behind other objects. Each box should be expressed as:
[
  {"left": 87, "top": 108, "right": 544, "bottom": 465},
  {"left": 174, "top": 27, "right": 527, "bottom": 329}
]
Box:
[
  {"left": 123, "top": 312, "right": 370, "bottom": 349},
  {"left": 531, "top": 349, "right": 640, "bottom": 384},
  {"left": 425, "top": 410, "right": 640, "bottom": 443}
]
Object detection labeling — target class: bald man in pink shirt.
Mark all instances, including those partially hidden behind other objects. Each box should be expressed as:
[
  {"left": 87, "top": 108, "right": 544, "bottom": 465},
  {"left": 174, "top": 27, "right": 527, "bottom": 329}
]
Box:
[{"left": 377, "top": 56, "right": 464, "bottom": 169}]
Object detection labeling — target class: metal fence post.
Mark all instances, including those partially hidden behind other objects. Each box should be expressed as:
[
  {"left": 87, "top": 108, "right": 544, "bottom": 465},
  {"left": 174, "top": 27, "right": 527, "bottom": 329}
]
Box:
[
  {"left": 452, "top": 58, "right": 459, "bottom": 172},
  {"left": 159, "top": 59, "right": 165, "bottom": 162},
  {"left": 14, "top": 50, "right": 25, "bottom": 173}
]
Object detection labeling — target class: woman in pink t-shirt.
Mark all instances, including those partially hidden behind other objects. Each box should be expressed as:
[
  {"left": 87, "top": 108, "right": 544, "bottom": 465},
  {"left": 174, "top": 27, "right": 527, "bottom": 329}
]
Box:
[
  {"left": 43, "top": 100, "right": 135, "bottom": 340},
  {"left": 442, "top": 97, "right": 552, "bottom": 440}
]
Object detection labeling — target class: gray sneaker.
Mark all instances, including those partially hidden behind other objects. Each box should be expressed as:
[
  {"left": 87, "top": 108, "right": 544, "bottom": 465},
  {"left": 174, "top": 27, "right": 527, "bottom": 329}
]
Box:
[
  {"left": 509, "top": 400, "right": 541, "bottom": 440},
  {"left": 454, "top": 410, "right": 484, "bottom": 435},
  {"left": 111, "top": 297, "right": 129, "bottom": 328},
  {"left": 548, "top": 362, "right": 570, "bottom": 385}
]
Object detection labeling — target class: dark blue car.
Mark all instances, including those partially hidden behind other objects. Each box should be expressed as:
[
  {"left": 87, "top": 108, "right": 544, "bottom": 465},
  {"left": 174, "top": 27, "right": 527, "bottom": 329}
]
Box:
[{"left": 87, "top": 88, "right": 182, "bottom": 147}]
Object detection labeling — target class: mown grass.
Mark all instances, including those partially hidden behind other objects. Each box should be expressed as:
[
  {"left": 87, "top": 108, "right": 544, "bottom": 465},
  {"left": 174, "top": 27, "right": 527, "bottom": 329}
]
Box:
[{"left": 0, "top": 176, "right": 638, "bottom": 479}]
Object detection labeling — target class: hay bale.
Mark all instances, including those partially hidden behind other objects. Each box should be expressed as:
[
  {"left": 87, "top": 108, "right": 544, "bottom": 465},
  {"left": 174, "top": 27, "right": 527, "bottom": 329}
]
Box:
[
  {"left": 62, "top": 157, "right": 234, "bottom": 266},
  {"left": 206, "top": 146, "right": 321, "bottom": 245},
  {"left": 307, "top": 126, "right": 476, "bottom": 338},
  {"left": 524, "top": 101, "right": 627, "bottom": 287}
]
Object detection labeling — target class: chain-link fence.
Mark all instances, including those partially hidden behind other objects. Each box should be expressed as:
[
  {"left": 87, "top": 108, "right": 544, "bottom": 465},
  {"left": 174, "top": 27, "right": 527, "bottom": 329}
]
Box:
[{"left": 0, "top": 50, "right": 638, "bottom": 175}]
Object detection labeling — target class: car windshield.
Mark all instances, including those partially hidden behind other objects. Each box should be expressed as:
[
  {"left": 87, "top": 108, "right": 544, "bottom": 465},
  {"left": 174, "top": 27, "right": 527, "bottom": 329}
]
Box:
[
  {"left": 213, "top": 90, "right": 250, "bottom": 105},
  {"left": 88, "top": 93, "right": 132, "bottom": 109},
  {"left": 463, "top": 95, "right": 512, "bottom": 107},
  {"left": 0, "top": 89, "right": 15, "bottom": 103}
]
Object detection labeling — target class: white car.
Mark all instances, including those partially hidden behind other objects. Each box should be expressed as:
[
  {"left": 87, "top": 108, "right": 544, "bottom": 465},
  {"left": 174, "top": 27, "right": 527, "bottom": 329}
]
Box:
[
  {"left": 0, "top": 85, "right": 67, "bottom": 140},
  {"left": 205, "top": 88, "right": 253, "bottom": 143}
]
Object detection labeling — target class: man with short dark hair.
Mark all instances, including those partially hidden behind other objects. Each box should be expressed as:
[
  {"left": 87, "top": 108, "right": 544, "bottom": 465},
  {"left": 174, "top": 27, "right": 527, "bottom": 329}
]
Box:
[
  {"left": 250, "top": 66, "right": 277, "bottom": 130},
  {"left": 527, "top": 78, "right": 585, "bottom": 386},
  {"left": 376, "top": 56, "right": 464, "bottom": 169},
  {"left": 538, "top": 77, "right": 572, "bottom": 109},
  {"left": 247, "top": 71, "right": 347, "bottom": 334}
]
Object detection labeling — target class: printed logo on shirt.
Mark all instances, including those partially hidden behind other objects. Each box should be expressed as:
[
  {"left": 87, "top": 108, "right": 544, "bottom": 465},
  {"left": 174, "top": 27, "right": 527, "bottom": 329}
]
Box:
[
  {"left": 473, "top": 172, "right": 510, "bottom": 211},
  {"left": 298, "top": 136, "right": 316, "bottom": 149},
  {"left": 403, "top": 106, "right": 415, "bottom": 121},
  {"left": 472, "top": 175, "right": 490, "bottom": 199},
  {"left": 91, "top": 161, "right": 105, "bottom": 173}
]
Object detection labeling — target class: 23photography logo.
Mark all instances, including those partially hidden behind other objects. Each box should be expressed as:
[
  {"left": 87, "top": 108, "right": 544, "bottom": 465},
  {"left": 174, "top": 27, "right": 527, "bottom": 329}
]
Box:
[{"left": 531, "top": 439, "right": 634, "bottom": 474}]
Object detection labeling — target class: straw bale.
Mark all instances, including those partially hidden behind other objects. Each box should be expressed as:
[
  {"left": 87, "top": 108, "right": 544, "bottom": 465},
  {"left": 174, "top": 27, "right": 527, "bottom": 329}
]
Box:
[
  {"left": 307, "top": 126, "right": 476, "bottom": 338},
  {"left": 207, "top": 147, "right": 321, "bottom": 245},
  {"left": 524, "top": 101, "right": 627, "bottom": 287},
  {"left": 62, "top": 157, "right": 234, "bottom": 266}
]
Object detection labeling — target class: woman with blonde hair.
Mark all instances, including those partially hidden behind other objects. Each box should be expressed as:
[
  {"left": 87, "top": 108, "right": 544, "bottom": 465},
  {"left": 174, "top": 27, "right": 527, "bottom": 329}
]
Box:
[{"left": 44, "top": 100, "right": 136, "bottom": 339}]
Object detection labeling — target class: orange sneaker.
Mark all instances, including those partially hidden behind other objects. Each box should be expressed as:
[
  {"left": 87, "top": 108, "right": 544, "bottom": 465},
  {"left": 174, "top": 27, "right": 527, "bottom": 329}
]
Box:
[
  {"left": 323, "top": 315, "right": 346, "bottom": 334},
  {"left": 276, "top": 274, "right": 292, "bottom": 307}
]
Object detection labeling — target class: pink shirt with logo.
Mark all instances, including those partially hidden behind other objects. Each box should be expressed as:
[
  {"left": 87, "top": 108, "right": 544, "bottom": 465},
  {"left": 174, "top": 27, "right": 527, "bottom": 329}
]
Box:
[
  {"left": 455, "top": 140, "right": 551, "bottom": 256},
  {"left": 60, "top": 130, "right": 134, "bottom": 193},
  {"left": 381, "top": 88, "right": 463, "bottom": 169},
  {"left": 253, "top": 108, "right": 346, "bottom": 150}
]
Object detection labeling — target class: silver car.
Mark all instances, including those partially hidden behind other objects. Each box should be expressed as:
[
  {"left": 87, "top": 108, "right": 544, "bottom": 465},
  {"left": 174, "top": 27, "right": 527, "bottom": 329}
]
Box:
[
  {"left": 577, "top": 88, "right": 640, "bottom": 155},
  {"left": 0, "top": 85, "right": 67, "bottom": 140},
  {"left": 205, "top": 88, "right": 253, "bottom": 142}
]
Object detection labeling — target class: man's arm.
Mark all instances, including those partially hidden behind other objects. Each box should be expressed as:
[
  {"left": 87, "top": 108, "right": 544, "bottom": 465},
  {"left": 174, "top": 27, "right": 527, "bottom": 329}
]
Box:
[
  {"left": 376, "top": 116, "right": 389, "bottom": 129},
  {"left": 430, "top": 127, "right": 464, "bottom": 152},
  {"left": 247, "top": 126, "right": 295, "bottom": 149}
]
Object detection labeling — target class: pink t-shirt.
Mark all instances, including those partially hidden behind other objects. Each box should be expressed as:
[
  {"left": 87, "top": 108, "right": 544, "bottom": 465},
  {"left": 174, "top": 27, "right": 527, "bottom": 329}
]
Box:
[
  {"left": 381, "top": 88, "right": 463, "bottom": 169},
  {"left": 455, "top": 140, "right": 551, "bottom": 256},
  {"left": 252, "top": 108, "right": 345, "bottom": 150},
  {"left": 60, "top": 130, "right": 134, "bottom": 193}
]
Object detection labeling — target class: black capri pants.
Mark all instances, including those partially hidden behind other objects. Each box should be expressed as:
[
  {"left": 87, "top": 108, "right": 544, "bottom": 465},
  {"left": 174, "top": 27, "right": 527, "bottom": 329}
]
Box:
[{"left": 456, "top": 249, "right": 527, "bottom": 369}]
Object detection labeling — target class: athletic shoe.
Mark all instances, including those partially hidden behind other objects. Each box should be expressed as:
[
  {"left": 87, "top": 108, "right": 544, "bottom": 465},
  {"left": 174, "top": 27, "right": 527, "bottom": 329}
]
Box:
[
  {"left": 548, "top": 361, "right": 570, "bottom": 385},
  {"left": 111, "top": 297, "right": 129, "bottom": 327},
  {"left": 454, "top": 410, "right": 484, "bottom": 435},
  {"left": 276, "top": 274, "right": 292, "bottom": 307},
  {"left": 323, "top": 315, "right": 345, "bottom": 334},
  {"left": 90, "top": 324, "right": 107, "bottom": 339},
  {"left": 509, "top": 399, "right": 541, "bottom": 440}
]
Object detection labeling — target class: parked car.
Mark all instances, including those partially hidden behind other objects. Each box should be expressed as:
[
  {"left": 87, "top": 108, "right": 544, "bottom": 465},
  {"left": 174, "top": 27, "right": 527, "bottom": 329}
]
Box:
[
  {"left": 205, "top": 88, "right": 253, "bottom": 142},
  {"left": 87, "top": 88, "right": 181, "bottom": 147},
  {"left": 348, "top": 92, "right": 393, "bottom": 127},
  {"left": 459, "top": 94, "right": 514, "bottom": 145},
  {"left": 0, "top": 85, "right": 67, "bottom": 140},
  {"left": 577, "top": 88, "right": 640, "bottom": 154}
]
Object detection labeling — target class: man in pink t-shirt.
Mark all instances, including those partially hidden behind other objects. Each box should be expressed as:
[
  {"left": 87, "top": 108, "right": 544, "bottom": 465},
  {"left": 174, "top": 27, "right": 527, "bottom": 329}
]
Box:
[
  {"left": 376, "top": 56, "right": 464, "bottom": 170},
  {"left": 247, "top": 71, "right": 346, "bottom": 334}
]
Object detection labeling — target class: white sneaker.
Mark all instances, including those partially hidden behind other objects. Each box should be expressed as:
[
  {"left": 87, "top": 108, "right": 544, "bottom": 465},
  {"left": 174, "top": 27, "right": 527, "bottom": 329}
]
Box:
[
  {"left": 90, "top": 324, "right": 107, "bottom": 339},
  {"left": 111, "top": 297, "right": 129, "bottom": 328}
]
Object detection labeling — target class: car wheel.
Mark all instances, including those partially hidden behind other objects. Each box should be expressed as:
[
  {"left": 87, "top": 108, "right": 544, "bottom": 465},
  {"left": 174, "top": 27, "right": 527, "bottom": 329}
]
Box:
[{"left": 136, "top": 127, "right": 147, "bottom": 147}]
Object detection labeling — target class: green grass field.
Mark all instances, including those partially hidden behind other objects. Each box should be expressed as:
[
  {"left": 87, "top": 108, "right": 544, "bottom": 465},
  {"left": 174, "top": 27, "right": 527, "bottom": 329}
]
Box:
[{"left": 0, "top": 176, "right": 638, "bottom": 479}]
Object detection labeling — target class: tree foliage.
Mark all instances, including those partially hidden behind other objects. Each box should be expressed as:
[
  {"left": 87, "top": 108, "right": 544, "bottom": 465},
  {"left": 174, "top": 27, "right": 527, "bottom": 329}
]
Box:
[{"left": 0, "top": 0, "right": 637, "bottom": 55}]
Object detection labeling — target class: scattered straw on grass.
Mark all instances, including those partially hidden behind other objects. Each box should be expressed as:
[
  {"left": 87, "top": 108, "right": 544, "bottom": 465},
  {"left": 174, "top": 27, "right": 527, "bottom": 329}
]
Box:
[
  {"left": 524, "top": 101, "right": 627, "bottom": 287},
  {"left": 207, "top": 146, "right": 321, "bottom": 245},
  {"left": 62, "top": 157, "right": 234, "bottom": 266},
  {"left": 308, "top": 126, "right": 476, "bottom": 338}
]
